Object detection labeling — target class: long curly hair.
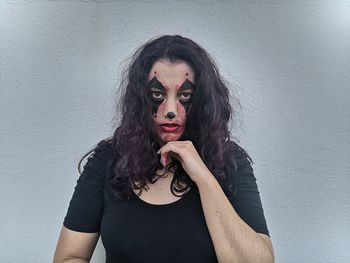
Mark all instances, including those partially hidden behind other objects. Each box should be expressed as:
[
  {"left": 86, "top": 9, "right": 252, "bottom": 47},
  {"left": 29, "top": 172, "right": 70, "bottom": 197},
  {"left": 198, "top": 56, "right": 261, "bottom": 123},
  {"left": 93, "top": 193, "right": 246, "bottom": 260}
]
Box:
[{"left": 78, "top": 35, "right": 252, "bottom": 202}]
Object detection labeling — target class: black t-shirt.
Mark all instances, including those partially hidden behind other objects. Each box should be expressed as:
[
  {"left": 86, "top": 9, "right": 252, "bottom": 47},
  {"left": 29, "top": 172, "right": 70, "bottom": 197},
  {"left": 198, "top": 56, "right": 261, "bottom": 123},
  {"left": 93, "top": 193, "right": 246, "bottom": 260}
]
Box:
[{"left": 63, "top": 141, "right": 270, "bottom": 263}]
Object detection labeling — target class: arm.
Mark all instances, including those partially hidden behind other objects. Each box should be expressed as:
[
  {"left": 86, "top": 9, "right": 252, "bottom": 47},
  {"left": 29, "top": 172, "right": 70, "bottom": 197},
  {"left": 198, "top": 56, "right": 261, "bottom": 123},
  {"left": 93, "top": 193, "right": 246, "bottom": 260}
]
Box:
[
  {"left": 54, "top": 141, "right": 112, "bottom": 262},
  {"left": 157, "top": 141, "right": 274, "bottom": 262},
  {"left": 196, "top": 172, "right": 275, "bottom": 263},
  {"left": 53, "top": 226, "right": 99, "bottom": 263}
]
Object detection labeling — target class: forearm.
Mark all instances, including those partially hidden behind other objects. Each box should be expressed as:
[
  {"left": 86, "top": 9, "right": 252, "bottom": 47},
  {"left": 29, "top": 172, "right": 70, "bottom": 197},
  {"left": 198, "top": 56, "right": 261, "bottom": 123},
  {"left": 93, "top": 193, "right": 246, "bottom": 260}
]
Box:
[
  {"left": 53, "top": 257, "right": 89, "bottom": 263},
  {"left": 196, "top": 172, "right": 274, "bottom": 263},
  {"left": 63, "top": 260, "right": 89, "bottom": 263}
]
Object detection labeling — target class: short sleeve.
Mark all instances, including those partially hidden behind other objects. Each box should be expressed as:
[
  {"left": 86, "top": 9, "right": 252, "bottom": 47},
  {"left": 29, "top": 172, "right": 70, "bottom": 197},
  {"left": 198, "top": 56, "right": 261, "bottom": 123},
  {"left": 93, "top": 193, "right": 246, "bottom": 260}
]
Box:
[
  {"left": 227, "top": 149, "right": 270, "bottom": 237},
  {"left": 63, "top": 141, "right": 113, "bottom": 233}
]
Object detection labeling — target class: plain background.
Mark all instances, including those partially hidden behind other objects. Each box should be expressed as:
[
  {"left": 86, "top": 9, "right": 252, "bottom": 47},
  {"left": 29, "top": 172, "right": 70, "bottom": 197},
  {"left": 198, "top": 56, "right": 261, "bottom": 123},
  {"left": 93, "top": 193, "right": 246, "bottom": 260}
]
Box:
[{"left": 1, "top": 0, "right": 349, "bottom": 262}]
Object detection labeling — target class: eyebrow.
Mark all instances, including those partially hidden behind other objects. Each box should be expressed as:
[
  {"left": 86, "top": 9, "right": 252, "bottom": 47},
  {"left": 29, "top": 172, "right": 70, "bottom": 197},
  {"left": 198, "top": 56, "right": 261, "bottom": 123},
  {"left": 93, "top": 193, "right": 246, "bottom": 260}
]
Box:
[{"left": 149, "top": 76, "right": 194, "bottom": 91}]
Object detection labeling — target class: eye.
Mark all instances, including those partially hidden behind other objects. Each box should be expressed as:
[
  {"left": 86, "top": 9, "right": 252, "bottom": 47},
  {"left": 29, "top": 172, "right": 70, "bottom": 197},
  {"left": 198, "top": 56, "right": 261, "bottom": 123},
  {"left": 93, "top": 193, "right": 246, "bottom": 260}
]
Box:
[
  {"left": 151, "top": 91, "right": 164, "bottom": 100},
  {"left": 180, "top": 92, "right": 192, "bottom": 101}
]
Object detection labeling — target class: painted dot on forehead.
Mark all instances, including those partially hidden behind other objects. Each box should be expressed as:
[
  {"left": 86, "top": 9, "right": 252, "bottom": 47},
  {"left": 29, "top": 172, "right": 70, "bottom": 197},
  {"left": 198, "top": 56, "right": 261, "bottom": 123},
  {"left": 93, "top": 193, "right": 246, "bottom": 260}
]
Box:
[{"left": 186, "top": 72, "right": 189, "bottom": 76}]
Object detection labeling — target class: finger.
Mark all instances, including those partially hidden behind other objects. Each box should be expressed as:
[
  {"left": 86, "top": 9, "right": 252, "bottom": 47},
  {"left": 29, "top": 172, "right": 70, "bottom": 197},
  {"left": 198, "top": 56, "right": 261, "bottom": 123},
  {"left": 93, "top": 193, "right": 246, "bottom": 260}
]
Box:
[
  {"left": 159, "top": 148, "right": 170, "bottom": 166},
  {"left": 157, "top": 141, "right": 190, "bottom": 155},
  {"left": 163, "top": 152, "right": 170, "bottom": 166},
  {"left": 167, "top": 145, "right": 187, "bottom": 161},
  {"left": 166, "top": 141, "right": 191, "bottom": 146}
]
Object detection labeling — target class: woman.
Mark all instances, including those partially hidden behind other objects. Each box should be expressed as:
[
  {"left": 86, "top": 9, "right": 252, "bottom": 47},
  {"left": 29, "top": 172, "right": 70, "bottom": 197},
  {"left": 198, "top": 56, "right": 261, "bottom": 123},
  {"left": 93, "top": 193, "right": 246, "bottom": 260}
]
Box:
[{"left": 53, "top": 35, "right": 274, "bottom": 263}]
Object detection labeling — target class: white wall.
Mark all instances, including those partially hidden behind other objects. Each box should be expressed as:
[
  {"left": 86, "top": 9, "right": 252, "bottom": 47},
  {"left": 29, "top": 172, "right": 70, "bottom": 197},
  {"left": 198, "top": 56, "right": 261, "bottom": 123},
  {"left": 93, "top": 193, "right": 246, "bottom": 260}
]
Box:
[{"left": 1, "top": 0, "right": 349, "bottom": 262}]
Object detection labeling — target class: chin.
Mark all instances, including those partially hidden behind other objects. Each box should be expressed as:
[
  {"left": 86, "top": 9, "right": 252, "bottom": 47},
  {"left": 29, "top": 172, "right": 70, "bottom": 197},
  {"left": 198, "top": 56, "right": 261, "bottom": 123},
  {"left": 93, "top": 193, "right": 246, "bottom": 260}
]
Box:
[{"left": 159, "top": 134, "right": 183, "bottom": 144}]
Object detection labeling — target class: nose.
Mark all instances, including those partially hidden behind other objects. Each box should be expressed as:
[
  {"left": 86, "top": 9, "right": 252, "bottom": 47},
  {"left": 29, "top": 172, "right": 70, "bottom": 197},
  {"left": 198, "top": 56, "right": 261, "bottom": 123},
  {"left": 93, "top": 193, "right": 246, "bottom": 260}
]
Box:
[
  {"left": 166, "top": 112, "right": 175, "bottom": 119},
  {"left": 163, "top": 97, "right": 177, "bottom": 119}
]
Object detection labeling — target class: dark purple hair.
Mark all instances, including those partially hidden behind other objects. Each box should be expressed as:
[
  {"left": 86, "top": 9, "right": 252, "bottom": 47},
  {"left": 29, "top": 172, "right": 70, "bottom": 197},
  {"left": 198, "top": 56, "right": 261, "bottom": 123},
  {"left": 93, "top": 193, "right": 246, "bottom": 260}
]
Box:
[{"left": 78, "top": 35, "right": 252, "bottom": 202}]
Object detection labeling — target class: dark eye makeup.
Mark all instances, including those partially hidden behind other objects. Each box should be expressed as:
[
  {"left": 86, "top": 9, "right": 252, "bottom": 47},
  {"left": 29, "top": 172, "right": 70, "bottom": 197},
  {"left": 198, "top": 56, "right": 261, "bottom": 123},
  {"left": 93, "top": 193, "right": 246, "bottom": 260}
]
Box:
[
  {"left": 148, "top": 76, "right": 194, "bottom": 102},
  {"left": 150, "top": 90, "right": 193, "bottom": 102},
  {"left": 151, "top": 91, "right": 163, "bottom": 100}
]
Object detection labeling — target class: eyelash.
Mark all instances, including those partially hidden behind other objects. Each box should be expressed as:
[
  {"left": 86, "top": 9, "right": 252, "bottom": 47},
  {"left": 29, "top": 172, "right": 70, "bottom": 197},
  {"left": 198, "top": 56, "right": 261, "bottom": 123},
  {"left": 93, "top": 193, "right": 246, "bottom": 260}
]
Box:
[{"left": 151, "top": 91, "right": 192, "bottom": 101}]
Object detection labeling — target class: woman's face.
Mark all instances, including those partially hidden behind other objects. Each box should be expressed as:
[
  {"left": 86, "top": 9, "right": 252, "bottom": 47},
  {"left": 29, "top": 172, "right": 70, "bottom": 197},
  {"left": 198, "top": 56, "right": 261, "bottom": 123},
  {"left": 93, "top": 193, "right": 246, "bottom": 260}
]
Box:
[{"left": 148, "top": 59, "right": 195, "bottom": 146}]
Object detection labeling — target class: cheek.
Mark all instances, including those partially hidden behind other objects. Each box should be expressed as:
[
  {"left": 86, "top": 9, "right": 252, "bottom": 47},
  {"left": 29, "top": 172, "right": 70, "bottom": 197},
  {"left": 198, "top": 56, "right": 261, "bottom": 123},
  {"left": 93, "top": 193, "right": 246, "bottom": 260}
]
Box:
[
  {"left": 180, "top": 102, "right": 192, "bottom": 114},
  {"left": 154, "top": 102, "right": 165, "bottom": 117},
  {"left": 177, "top": 103, "right": 187, "bottom": 119},
  {"left": 151, "top": 101, "right": 161, "bottom": 115}
]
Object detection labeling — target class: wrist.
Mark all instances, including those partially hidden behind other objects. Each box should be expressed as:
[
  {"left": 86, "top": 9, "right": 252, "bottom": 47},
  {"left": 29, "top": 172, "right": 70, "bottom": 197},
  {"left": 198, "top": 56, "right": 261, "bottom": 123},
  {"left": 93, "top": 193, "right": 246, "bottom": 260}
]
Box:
[{"left": 194, "top": 170, "right": 216, "bottom": 188}]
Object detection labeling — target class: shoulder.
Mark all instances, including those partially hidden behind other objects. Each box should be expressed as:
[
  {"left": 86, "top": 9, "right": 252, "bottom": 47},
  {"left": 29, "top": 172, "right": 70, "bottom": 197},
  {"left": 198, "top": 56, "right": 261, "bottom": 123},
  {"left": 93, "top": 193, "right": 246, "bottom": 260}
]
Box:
[
  {"left": 80, "top": 139, "right": 115, "bottom": 178},
  {"left": 88, "top": 139, "right": 114, "bottom": 161},
  {"left": 222, "top": 141, "right": 256, "bottom": 192},
  {"left": 223, "top": 141, "right": 253, "bottom": 171}
]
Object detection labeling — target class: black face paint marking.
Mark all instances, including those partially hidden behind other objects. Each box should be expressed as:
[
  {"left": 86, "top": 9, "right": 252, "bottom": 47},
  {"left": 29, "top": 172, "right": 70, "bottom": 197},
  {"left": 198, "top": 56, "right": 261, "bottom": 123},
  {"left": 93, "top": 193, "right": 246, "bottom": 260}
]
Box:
[
  {"left": 148, "top": 76, "right": 195, "bottom": 115},
  {"left": 178, "top": 79, "right": 195, "bottom": 91},
  {"left": 178, "top": 79, "right": 195, "bottom": 113},
  {"left": 149, "top": 76, "right": 165, "bottom": 90},
  {"left": 149, "top": 76, "right": 164, "bottom": 114}
]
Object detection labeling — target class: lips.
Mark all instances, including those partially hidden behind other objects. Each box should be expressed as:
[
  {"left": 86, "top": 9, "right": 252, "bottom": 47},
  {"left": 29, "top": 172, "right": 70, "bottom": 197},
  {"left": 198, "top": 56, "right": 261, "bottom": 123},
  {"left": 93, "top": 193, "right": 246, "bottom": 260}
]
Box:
[{"left": 160, "top": 123, "right": 180, "bottom": 132}]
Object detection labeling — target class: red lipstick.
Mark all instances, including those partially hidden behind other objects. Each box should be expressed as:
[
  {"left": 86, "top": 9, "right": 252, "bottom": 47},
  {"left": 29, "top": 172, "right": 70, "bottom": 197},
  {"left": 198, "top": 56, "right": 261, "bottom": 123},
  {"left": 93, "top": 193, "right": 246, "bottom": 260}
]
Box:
[{"left": 160, "top": 123, "right": 180, "bottom": 132}]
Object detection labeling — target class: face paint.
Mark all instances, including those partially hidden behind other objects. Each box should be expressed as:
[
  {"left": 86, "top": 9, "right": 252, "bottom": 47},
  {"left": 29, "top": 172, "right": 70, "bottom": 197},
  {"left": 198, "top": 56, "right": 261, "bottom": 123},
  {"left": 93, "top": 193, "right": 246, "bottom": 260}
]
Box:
[
  {"left": 147, "top": 59, "right": 195, "bottom": 145},
  {"left": 148, "top": 76, "right": 195, "bottom": 114},
  {"left": 148, "top": 76, "right": 164, "bottom": 115},
  {"left": 176, "top": 79, "right": 195, "bottom": 113}
]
